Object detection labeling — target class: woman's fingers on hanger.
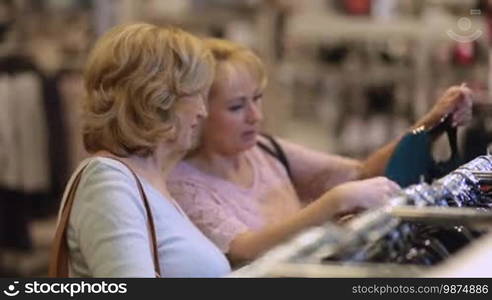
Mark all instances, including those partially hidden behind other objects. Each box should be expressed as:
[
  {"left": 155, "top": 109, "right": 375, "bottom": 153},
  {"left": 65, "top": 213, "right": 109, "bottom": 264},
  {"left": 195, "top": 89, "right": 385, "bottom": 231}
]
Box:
[
  {"left": 371, "top": 177, "right": 401, "bottom": 196},
  {"left": 423, "top": 87, "right": 461, "bottom": 128},
  {"left": 441, "top": 87, "right": 461, "bottom": 104},
  {"left": 452, "top": 110, "right": 472, "bottom": 127},
  {"left": 385, "top": 178, "right": 402, "bottom": 193},
  {"left": 458, "top": 86, "right": 474, "bottom": 112},
  {"left": 391, "top": 181, "right": 402, "bottom": 192},
  {"left": 337, "top": 177, "right": 401, "bottom": 209},
  {"left": 438, "top": 86, "right": 467, "bottom": 112},
  {"left": 451, "top": 89, "right": 473, "bottom": 127},
  {"left": 453, "top": 104, "right": 472, "bottom": 117},
  {"left": 459, "top": 87, "right": 473, "bottom": 104}
]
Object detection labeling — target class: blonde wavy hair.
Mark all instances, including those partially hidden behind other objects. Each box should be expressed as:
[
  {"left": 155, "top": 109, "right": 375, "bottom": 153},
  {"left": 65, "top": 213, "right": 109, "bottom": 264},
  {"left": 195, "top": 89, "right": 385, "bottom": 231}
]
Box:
[
  {"left": 83, "top": 23, "right": 214, "bottom": 157},
  {"left": 204, "top": 38, "right": 267, "bottom": 91}
]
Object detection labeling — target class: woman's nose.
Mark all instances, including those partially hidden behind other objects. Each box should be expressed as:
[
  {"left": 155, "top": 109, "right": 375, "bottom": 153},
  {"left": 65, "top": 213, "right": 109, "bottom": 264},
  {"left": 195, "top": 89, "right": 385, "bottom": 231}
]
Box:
[
  {"left": 196, "top": 95, "right": 208, "bottom": 119},
  {"left": 246, "top": 101, "right": 262, "bottom": 123}
]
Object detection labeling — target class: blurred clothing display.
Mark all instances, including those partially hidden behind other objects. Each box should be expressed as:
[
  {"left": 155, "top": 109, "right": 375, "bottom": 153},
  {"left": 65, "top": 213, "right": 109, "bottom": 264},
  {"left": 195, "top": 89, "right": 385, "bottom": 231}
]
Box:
[
  {"left": 0, "top": 55, "right": 73, "bottom": 253},
  {"left": 371, "top": 0, "right": 398, "bottom": 21},
  {"left": 0, "top": 55, "right": 48, "bottom": 250},
  {"left": 0, "top": 56, "right": 50, "bottom": 193}
]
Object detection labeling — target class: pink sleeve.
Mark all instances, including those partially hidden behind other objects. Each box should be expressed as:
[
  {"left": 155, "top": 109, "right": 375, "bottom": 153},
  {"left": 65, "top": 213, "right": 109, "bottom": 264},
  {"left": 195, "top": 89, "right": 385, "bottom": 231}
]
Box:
[
  {"left": 277, "top": 138, "right": 362, "bottom": 202},
  {"left": 169, "top": 180, "right": 248, "bottom": 253}
]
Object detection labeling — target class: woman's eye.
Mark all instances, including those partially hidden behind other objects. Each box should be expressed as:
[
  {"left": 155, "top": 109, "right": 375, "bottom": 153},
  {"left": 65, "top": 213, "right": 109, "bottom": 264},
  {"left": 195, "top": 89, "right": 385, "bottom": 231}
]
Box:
[
  {"left": 228, "top": 105, "right": 243, "bottom": 112},
  {"left": 253, "top": 94, "right": 263, "bottom": 102}
]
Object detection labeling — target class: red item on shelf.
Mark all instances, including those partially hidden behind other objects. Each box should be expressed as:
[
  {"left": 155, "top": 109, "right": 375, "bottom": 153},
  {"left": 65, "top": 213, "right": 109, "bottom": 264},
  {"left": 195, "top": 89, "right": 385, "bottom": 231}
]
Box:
[
  {"left": 452, "top": 41, "right": 476, "bottom": 66},
  {"left": 343, "top": 0, "right": 372, "bottom": 15}
]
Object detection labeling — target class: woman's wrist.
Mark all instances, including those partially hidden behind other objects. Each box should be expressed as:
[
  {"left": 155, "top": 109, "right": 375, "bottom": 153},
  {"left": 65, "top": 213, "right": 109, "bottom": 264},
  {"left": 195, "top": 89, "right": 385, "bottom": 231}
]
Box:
[
  {"left": 411, "top": 111, "right": 443, "bottom": 133},
  {"left": 320, "top": 188, "right": 350, "bottom": 219}
]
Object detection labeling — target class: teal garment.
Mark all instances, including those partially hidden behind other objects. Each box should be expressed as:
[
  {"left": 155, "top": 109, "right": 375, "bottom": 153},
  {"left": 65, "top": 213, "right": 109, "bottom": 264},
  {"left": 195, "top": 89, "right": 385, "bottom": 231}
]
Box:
[
  {"left": 385, "top": 124, "right": 462, "bottom": 187},
  {"left": 385, "top": 131, "right": 434, "bottom": 187}
]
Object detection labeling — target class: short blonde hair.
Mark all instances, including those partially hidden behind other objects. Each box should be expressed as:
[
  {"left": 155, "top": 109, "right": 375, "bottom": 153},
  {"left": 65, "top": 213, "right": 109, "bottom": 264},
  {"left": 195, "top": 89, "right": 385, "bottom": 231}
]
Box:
[
  {"left": 204, "top": 38, "right": 267, "bottom": 90},
  {"left": 83, "top": 23, "right": 214, "bottom": 157}
]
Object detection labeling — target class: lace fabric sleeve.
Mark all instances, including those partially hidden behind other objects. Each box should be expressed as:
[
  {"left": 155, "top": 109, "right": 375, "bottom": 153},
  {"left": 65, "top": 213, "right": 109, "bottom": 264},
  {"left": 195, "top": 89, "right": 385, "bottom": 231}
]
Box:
[{"left": 169, "top": 181, "right": 249, "bottom": 253}]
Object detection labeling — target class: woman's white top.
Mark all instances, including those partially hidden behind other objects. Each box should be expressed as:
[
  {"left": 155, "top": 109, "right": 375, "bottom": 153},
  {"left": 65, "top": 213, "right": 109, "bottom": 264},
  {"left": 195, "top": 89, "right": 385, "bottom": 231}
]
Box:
[{"left": 63, "top": 157, "right": 231, "bottom": 277}]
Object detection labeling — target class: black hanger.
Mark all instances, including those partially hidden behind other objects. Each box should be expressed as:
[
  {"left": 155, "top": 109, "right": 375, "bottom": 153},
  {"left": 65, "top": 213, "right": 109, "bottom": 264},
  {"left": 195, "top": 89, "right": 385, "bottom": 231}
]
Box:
[
  {"left": 428, "top": 114, "right": 458, "bottom": 155},
  {"left": 428, "top": 114, "right": 462, "bottom": 180}
]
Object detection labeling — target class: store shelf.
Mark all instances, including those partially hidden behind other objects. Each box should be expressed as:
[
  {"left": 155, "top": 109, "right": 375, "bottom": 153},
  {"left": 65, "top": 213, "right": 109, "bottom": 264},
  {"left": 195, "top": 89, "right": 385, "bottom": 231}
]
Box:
[{"left": 286, "top": 13, "right": 485, "bottom": 44}]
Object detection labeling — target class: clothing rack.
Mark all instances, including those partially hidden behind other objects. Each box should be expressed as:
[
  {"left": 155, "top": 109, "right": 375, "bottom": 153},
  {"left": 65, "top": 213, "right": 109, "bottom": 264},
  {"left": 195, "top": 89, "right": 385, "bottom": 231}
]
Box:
[
  {"left": 0, "top": 55, "right": 71, "bottom": 256},
  {"left": 232, "top": 155, "right": 492, "bottom": 277}
]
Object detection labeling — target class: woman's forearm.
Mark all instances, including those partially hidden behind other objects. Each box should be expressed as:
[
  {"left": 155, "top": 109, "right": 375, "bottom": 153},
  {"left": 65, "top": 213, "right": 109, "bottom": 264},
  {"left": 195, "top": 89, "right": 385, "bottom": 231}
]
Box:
[
  {"left": 227, "top": 191, "right": 341, "bottom": 264},
  {"left": 360, "top": 136, "right": 402, "bottom": 179}
]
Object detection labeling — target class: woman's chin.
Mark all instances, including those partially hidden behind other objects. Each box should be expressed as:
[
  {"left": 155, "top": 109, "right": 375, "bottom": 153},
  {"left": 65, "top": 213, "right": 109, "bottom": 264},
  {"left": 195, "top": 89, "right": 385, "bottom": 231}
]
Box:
[
  {"left": 240, "top": 139, "right": 257, "bottom": 152},
  {"left": 187, "top": 135, "right": 201, "bottom": 152},
  {"left": 242, "top": 131, "right": 258, "bottom": 142}
]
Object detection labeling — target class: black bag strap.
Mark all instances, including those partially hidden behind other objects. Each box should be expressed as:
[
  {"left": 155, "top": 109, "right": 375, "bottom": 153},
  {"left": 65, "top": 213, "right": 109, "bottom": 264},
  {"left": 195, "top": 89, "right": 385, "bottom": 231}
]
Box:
[{"left": 257, "top": 133, "right": 293, "bottom": 182}]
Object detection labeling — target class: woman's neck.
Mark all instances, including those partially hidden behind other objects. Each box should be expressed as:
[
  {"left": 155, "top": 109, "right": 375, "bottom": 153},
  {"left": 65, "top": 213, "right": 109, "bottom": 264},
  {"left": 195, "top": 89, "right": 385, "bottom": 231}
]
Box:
[
  {"left": 94, "top": 144, "right": 183, "bottom": 197},
  {"left": 189, "top": 147, "right": 253, "bottom": 187}
]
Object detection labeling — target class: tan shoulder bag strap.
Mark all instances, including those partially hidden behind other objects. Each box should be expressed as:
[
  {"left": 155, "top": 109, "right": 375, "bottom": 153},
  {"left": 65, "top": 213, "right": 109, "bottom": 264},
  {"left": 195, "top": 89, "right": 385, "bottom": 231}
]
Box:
[
  {"left": 48, "top": 163, "right": 88, "bottom": 277},
  {"left": 49, "top": 157, "right": 161, "bottom": 277}
]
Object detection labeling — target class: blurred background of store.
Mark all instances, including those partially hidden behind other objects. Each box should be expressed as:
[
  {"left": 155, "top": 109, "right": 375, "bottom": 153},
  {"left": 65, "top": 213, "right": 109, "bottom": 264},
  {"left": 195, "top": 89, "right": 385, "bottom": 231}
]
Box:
[{"left": 1, "top": 0, "right": 492, "bottom": 277}]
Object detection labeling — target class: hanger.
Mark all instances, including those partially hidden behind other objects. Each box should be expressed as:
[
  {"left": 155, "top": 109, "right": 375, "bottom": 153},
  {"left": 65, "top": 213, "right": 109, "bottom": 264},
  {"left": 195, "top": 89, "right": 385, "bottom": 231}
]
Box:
[{"left": 428, "top": 114, "right": 458, "bottom": 155}]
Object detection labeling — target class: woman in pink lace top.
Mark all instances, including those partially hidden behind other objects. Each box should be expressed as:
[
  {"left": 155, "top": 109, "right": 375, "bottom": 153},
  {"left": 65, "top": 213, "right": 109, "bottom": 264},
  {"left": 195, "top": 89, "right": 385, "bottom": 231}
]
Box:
[{"left": 168, "top": 39, "right": 473, "bottom": 266}]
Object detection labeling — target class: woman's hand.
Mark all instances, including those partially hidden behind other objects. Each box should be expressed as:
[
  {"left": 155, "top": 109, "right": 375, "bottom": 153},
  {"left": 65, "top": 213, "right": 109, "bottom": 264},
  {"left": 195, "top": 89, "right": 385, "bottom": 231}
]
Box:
[
  {"left": 416, "top": 85, "right": 473, "bottom": 130},
  {"left": 328, "top": 177, "right": 401, "bottom": 215},
  {"left": 227, "top": 177, "right": 400, "bottom": 263}
]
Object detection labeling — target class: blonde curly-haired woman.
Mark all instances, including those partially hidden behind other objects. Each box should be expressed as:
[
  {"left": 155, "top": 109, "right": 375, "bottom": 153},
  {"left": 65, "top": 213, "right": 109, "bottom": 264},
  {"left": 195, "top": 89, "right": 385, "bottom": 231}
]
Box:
[{"left": 50, "top": 24, "right": 230, "bottom": 277}]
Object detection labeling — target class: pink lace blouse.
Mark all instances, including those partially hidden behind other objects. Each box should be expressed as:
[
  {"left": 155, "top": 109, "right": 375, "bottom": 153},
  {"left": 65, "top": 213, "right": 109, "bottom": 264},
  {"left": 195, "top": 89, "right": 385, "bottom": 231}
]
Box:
[
  {"left": 168, "top": 147, "right": 301, "bottom": 253},
  {"left": 168, "top": 138, "right": 360, "bottom": 253}
]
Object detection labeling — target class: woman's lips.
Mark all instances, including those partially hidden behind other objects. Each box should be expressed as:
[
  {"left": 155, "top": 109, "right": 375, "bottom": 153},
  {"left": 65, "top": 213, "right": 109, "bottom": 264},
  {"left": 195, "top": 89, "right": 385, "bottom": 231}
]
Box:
[
  {"left": 190, "top": 124, "right": 200, "bottom": 135},
  {"left": 242, "top": 130, "right": 257, "bottom": 139}
]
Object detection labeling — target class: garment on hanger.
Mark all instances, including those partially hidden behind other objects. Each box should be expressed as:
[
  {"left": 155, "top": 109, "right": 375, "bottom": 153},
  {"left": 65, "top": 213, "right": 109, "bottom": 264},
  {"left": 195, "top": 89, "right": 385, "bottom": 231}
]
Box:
[{"left": 385, "top": 116, "right": 463, "bottom": 187}]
